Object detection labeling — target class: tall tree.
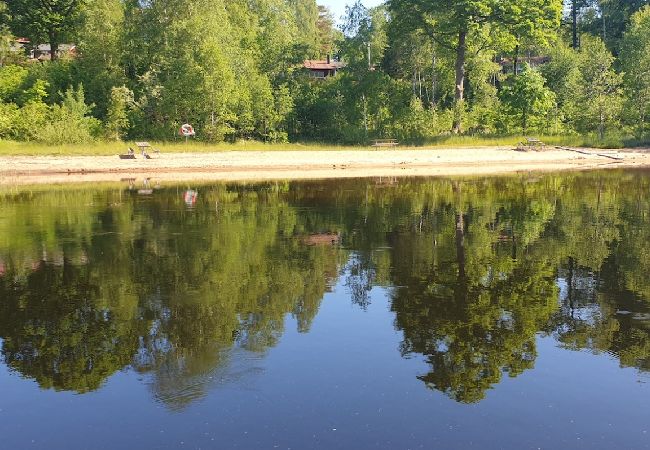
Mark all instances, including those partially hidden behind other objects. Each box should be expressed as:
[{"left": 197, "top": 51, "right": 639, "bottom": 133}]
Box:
[
  {"left": 7, "top": 0, "right": 85, "bottom": 60},
  {"left": 316, "top": 5, "right": 336, "bottom": 58},
  {"left": 500, "top": 64, "right": 555, "bottom": 132},
  {"left": 75, "top": 0, "right": 126, "bottom": 117},
  {"left": 568, "top": 0, "right": 588, "bottom": 48},
  {"left": 0, "top": 1, "right": 14, "bottom": 66},
  {"left": 620, "top": 5, "right": 650, "bottom": 133},
  {"left": 581, "top": 0, "right": 650, "bottom": 51},
  {"left": 571, "top": 36, "right": 622, "bottom": 139},
  {"left": 389, "top": 0, "right": 562, "bottom": 133}
]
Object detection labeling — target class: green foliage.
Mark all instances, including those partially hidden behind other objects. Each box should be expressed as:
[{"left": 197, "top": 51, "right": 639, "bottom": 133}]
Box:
[
  {"left": 0, "top": 64, "right": 49, "bottom": 140},
  {"left": 0, "top": 0, "right": 649, "bottom": 146},
  {"left": 572, "top": 36, "right": 623, "bottom": 139},
  {"left": 580, "top": 0, "right": 650, "bottom": 52},
  {"left": 540, "top": 41, "right": 579, "bottom": 132},
  {"left": 499, "top": 64, "right": 555, "bottom": 133},
  {"left": 464, "top": 43, "right": 502, "bottom": 133},
  {"left": 6, "top": 0, "right": 85, "bottom": 61},
  {"left": 37, "top": 85, "right": 101, "bottom": 144},
  {"left": 316, "top": 6, "right": 337, "bottom": 58},
  {"left": 0, "top": 2, "right": 14, "bottom": 66},
  {"left": 73, "top": 0, "right": 126, "bottom": 117},
  {"left": 0, "top": 64, "right": 28, "bottom": 102},
  {"left": 620, "top": 6, "right": 650, "bottom": 135},
  {"left": 104, "top": 86, "right": 133, "bottom": 140},
  {"left": 388, "top": 0, "right": 563, "bottom": 132}
]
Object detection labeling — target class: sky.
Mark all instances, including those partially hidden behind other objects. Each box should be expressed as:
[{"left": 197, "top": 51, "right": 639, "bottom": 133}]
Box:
[{"left": 319, "top": 0, "right": 384, "bottom": 24}]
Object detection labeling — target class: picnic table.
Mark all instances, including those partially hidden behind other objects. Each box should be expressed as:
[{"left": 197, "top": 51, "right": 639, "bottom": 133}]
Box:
[
  {"left": 372, "top": 139, "right": 399, "bottom": 148},
  {"left": 517, "top": 137, "right": 546, "bottom": 151},
  {"left": 135, "top": 142, "right": 159, "bottom": 155},
  {"left": 118, "top": 142, "right": 160, "bottom": 159}
]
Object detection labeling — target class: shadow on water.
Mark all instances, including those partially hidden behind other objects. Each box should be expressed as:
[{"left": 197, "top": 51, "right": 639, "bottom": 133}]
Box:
[{"left": 0, "top": 172, "right": 649, "bottom": 408}]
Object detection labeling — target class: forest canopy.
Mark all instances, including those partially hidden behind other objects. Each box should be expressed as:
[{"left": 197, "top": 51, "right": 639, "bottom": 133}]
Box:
[{"left": 1, "top": 0, "right": 650, "bottom": 145}]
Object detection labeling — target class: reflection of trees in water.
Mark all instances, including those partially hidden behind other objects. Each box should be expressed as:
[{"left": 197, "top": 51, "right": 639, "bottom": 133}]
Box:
[
  {"left": 389, "top": 203, "right": 558, "bottom": 403},
  {"left": 1, "top": 173, "right": 650, "bottom": 406},
  {"left": 344, "top": 253, "right": 376, "bottom": 309},
  {"left": 0, "top": 185, "right": 342, "bottom": 408},
  {"left": 0, "top": 259, "right": 141, "bottom": 392},
  {"left": 546, "top": 257, "right": 650, "bottom": 372},
  {"left": 376, "top": 174, "right": 650, "bottom": 402}
]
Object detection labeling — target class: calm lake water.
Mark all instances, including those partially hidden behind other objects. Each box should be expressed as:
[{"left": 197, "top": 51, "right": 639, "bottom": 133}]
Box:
[{"left": 0, "top": 173, "right": 649, "bottom": 449}]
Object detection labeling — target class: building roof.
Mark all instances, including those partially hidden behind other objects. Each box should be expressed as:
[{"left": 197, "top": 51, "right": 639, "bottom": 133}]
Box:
[{"left": 303, "top": 59, "right": 345, "bottom": 70}]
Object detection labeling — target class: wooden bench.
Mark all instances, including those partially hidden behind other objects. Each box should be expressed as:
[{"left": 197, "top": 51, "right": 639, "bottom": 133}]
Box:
[
  {"left": 517, "top": 137, "right": 546, "bottom": 152},
  {"left": 118, "top": 147, "right": 136, "bottom": 159},
  {"left": 372, "top": 139, "right": 399, "bottom": 148}
]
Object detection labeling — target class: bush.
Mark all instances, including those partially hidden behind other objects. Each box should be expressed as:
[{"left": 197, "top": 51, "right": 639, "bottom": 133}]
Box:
[
  {"left": 390, "top": 98, "right": 439, "bottom": 143},
  {"left": 37, "top": 86, "right": 101, "bottom": 144},
  {"left": 499, "top": 64, "right": 555, "bottom": 134},
  {"left": 0, "top": 102, "right": 19, "bottom": 138},
  {"left": 104, "top": 86, "right": 134, "bottom": 140}
]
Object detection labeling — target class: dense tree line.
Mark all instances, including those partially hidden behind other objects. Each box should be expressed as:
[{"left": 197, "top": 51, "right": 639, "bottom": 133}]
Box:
[{"left": 2, "top": 0, "right": 650, "bottom": 144}]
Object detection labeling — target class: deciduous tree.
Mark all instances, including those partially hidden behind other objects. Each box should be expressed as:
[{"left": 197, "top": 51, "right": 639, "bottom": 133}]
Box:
[
  {"left": 389, "top": 0, "right": 562, "bottom": 133},
  {"left": 7, "top": 0, "right": 85, "bottom": 60}
]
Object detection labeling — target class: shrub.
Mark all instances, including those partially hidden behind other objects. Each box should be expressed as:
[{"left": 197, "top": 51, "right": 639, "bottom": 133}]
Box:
[
  {"left": 0, "top": 102, "right": 19, "bottom": 138},
  {"left": 104, "top": 86, "right": 134, "bottom": 140},
  {"left": 37, "top": 86, "right": 101, "bottom": 144},
  {"left": 499, "top": 64, "right": 556, "bottom": 133}
]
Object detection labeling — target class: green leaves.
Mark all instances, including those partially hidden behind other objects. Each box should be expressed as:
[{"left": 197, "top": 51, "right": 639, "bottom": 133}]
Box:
[
  {"left": 6, "top": 0, "right": 86, "bottom": 60},
  {"left": 500, "top": 64, "right": 555, "bottom": 132},
  {"left": 571, "top": 36, "right": 623, "bottom": 138},
  {"left": 38, "top": 85, "right": 101, "bottom": 144},
  {"left": 620, "top": 5, "right": 650, "bottom": 134},
  {"left": 388, "top": 0, "right": 562, "bottom": 132}
]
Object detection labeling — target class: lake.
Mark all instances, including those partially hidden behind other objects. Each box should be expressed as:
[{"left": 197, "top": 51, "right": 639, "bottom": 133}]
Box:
[{"left": 0, "top": 172, "right": 649, "bottom": 449}]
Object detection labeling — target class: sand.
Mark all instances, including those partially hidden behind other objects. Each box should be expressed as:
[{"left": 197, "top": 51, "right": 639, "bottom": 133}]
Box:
[{"left": 1, "top": 146, "right": 649, "bottom": 185}]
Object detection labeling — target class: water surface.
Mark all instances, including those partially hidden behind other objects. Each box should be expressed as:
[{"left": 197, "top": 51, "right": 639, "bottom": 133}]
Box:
[{"left": 0, "top": 173, "right": 649, "bottom": 449}]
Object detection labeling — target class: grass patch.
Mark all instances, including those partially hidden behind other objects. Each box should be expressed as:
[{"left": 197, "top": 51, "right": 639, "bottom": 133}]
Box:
[
  {"left": 0, "top": 140, "right": 370, "bottom": 156},
  {"left": 1, "top": 133, "right": 649, "bottom": 156},
  {"left": 418, "top": 133, "right": 650, "bottom": 149}
]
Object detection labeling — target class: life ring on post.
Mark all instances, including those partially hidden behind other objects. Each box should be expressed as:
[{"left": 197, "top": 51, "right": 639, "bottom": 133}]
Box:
[{"left": 180, "top": 123, "right": 195, "bottom": 137}]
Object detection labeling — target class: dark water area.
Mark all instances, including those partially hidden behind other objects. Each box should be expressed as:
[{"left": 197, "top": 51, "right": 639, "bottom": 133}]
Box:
[{"left": 0, "top": 172, "right": 649, "bottom": 449}]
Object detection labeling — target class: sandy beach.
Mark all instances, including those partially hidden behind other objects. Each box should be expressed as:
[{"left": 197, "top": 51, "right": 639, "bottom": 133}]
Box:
[{"left": 1, "top": 146, "right": 649, "bottom": 185}]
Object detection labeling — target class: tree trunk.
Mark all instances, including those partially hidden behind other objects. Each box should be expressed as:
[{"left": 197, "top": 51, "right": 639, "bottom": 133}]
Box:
[
  {"left": 601, "top": 2, "right": 606, "bottom": 42},
  {"left": 522, "top": 110, "right": 527, "bottom": 133},
  {"left": 362, "top": 94, "right": 368, "bottom": 137},
  {"left": 452, "top": 29, "right": 467, "bottom": 134},
  {"left": 455, "top": 212, "right": 466, "bottom": 280},
  {"left": 567, "top": 256, "right": 575, "bottom": 314},
  {"left": 431, "top": 47, "right": 437, "bottom": 108},
  {"left": 513, "top": 44, "right": 519, "bottom": 76},
  {"left": 599, "top": 108, "right": 605, "bottom": 140},
  {"left": 572, "top": 0, "right": 578, "bottom": 49},
  {"left": 49, "top": 31, "right": 58, "bottom": 61}
]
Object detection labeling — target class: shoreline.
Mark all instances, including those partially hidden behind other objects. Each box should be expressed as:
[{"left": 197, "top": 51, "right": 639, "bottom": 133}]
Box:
[{"left": 1, "top": 146, "right": 649, "bottom": 185}]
